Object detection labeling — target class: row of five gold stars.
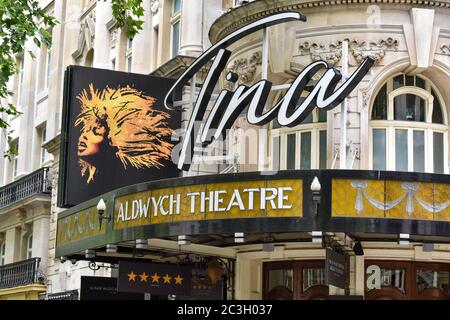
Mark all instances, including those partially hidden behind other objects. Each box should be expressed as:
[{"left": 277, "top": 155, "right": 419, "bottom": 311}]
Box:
[{"left": 127, "top": 271, "right": 183, "bottom": 285}]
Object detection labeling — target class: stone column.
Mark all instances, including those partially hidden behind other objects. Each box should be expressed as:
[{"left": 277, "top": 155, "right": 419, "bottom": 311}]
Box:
[
  {"left": 43, "top": 135, "right": 63, "bottom": 293},
  {"left": 4, "top": 227, "right": 21, "bottom": 264},
  {"left": 179, "top": 0, "right": 203, "bottom": 57},
  {"left": 131, "top": 0, "right": 152, "bottom": 73},
  {"left": 17, "top": 44, "right": 37, "bottom": 177},
  {"left": 157, "top": 0, "right": 172, "bottom": 66},
  {"left": 355, "top": 255, "right": 365, "bottom": 296},
  {"left": 93, "top": 1, "right": 112, "bottom": 69},
  {"left": 32, "top": 214, "right": 50, "bottom": 269}
]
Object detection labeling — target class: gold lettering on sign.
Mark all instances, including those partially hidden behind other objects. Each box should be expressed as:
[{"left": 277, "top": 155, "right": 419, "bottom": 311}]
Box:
[
  {"left": 57, "top": 207, "right": 105, "bottom": 246},
  {"left": 114, "top": 179, "right": 303, "bottom": 229}
]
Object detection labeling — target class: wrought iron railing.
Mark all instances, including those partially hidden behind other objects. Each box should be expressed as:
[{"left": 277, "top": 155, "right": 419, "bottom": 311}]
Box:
[
  {"left": 0, "top": 257, "right": 45, "bottom": 289},
  {"left": 0, "top": 167, "right": 51, "bottom": 209}
]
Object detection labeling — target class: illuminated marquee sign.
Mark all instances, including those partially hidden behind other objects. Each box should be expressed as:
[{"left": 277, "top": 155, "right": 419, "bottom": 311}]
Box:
[
  {"left": 332, "top": 179, "right": 450, "bottom": 221},
  {"left": 165, "top": 12, "right": 374, "bottom": 170},
  {"left": 114, "top": 179, "right": 303, "bottom": 229},
  {"left": 56, "top": 206, "right": 105, "bottom": 246}
]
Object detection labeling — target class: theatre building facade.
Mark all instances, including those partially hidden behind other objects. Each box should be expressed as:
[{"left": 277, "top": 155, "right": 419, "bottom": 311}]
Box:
[{"left": 1, "top": 0, "right": 450, "bottom": 300}]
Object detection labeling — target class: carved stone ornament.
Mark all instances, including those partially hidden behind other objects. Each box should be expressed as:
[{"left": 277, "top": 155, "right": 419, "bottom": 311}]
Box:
[
  {"left": 360, "top": 86, "right": 371, "bottom": 110},
  {"left": 299, "top": 38, "right": 398, "bottom": 66},
  {"left": 349, "top": 38, "right": 398, "bottom": 64},
  {"left": 225, "top": 51, "right": 262, "bottom": 89},
  {"left": 72, "top": 11, "right": 96, "bottom": 60},
  {"left": 299, "top": 41, "right": 342, "bottom": 66},
  {"left": 110, "top": 28, "right": 118, "bottom": 49},
  {"left": 150, "top": 0, "right": 160, "bottom": 14},
  {"left": 440, "top": 44, "right": 450, "bottom": 55}
]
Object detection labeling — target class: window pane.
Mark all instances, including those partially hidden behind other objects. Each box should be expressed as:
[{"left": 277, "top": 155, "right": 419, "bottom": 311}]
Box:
[
  {"left": 405, "top": 75, "right": 414, "bottom": 86},
  {"left": 395, "top": 129, "right": 408, "bottom": 171},
  {"left": 371, "top": 84, "right": 387, "bottom": 120},
  {"left": 268, "top": 269, "right": 293, "bottom": 292},
  {"left": 393, "top": 75, "right": 404, "bottom": 90},
  {"left": 171, "top": 21, "right": 180, "bottom": 57},
  {"left": 417, "top": 270, "right": 449, "bottom": 294},
  {"left": 381, "top": 268, "right": 406, "bottom": 293},
  {"left": 416, "top": 76, "right": 426, "bottom": 89},
  {"left": 413, "top": 131, "right": 425, "bottom": 172},
  {"left": 297, "top": 97, "right": 312, "bottom": 124},
  {"left": 272, "top": 118, "right": 281, "bottom": 129},
  {"left": 432, "top": 89, "right": 444, "bottom": 124},
  {"left": 272, "top": 136, "right": 280, "bottom": 171},
  {"left": 45, "top": 49, "right": 51, "bottom": 88},
  {"left": 319, "top": 130, "right": 327, "bottom": 169},
  {"left": 286, "top": 134, "right": 296, "bottom": 170},
  {"left": 300, "top": 132, "right": 311, "bottom": 169},
  {"left": 172, "top": 0, "right": 181, "bottom": 13},
  {"left": 318, "top": 108, "right": 327, "bottom": 122},
  {"left": 126, "top": 56, "right": 132, "bottom": 72},
  {"left": 433, "top": 132, "right": 444, "bottom": 174},
  {"left": 303, "top": 268, "right": 325, "bottom": 292},
  {"left": 373, "top": 129, "right": 386, "bottom": 170},
  {"left": 394, "top": 94, "right": 425, "bottom": 122},
  {"left": 301, "top": 112, "right": 313, "bottom": 124}
]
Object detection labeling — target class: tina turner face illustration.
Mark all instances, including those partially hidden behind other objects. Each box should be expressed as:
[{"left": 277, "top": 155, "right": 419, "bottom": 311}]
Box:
[{"left": 75, "top": 84, "right": 174, "bottom": 184}]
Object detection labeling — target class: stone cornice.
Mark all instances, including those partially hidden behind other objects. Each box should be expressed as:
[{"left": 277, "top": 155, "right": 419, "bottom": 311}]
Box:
[
  {"left": 150, "top": 55, "right": 212, "bottom": 79},
  {"left": 43, "top": 133, "right": 61, "bottom": 155},
  {"left": 209, "top": 0, "right": 450, "bottom": 44}
]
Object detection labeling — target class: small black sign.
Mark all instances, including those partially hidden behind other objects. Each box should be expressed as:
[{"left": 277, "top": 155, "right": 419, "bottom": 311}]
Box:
[
  {"left": 118, "top": 261, "right": 192, "bottom": 296},
  {"left": 80, "top": 276, "right": 144, "bottom": 300},
  {"left": 325, "top": 248, "right": 347, "bottom": 289},
  {"left": 177, "top": 269, "right": 225, "bottom": 300}
]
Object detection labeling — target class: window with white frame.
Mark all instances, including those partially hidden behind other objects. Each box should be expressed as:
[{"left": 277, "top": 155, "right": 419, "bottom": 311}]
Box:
[
  {"left": 40, "top": 125, "right": 47, "bottom": 165},
  {"left": 270, "top": 88, "right": 328, "bottom": 171},
  {"left": 45, "top": 48, "right": 51, "bottom": 89},
  {"left": 370, "top": 74, "right": 448, "bottom": 174},
  {"left": 35, "top": 35, "right": 52, "bottom": 94},
  {"left": 0, "top": 241, "right": 5, "bottom": 265},
  {"left": 17, "top": 57, "right": 25, "bottom": 109},
  {"left": 170, "top": 0, "right": 181, "bottom": 58},
  {"left": 26, "top": 233, "right": 33, "bottom": 259},
  {"left": 10, "top": 139, "right": 19, "bottom": 178},
  {"left": 126, "top": 37, "right": 133, "bottom": 72}
]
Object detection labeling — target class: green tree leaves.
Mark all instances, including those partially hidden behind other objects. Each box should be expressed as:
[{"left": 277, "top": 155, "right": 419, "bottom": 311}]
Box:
[{"left": 0, "top": 0, "right": 57, "bottom": 158}]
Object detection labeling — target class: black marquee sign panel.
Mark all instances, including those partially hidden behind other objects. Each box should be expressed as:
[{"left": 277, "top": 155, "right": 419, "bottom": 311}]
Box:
[{"left": 58, "top": 66, "right": 181, "bottom": 207}]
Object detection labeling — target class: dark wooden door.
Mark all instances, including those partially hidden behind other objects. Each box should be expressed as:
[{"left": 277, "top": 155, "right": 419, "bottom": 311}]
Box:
[
  {"left": 263, "top": 260, "right": 328, "bottom": 300},
  {"left": 365, "top": 260, "right": 450, "bottom": 300}
]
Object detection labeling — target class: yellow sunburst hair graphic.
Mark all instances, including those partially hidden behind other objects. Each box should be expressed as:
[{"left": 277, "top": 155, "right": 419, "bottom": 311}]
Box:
[{"left": 75, "top": 84, "right": 174, "bottom": 184}]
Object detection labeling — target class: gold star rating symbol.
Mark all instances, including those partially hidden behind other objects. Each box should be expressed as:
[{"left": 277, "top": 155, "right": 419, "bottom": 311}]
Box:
[
  {"left": 140, "top": 272, "right": 149, "bottom": 282},
  {"left": 151, "top": 272, "right": 160, "bottom": 283},
  {"left": 163, "top": 274, "right": 172, "bottom": 284},
  {"left": 174, "top": 274, "right": 183, "bottom": 285},
  {"left": 128, "top": 271, "right": 137, "bottom": 282}
]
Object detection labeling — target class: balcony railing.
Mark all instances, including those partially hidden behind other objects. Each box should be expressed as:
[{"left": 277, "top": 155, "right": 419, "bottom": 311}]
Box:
[
  {"left": 0, "top": 257, "right": 45, "bottom": 289},
  {"left": 0, "top": 167, "right": 52, "bottom": 209}
]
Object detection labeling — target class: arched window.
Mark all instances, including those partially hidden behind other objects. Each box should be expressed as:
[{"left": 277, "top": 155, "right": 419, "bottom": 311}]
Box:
[
  {"left": 370, "top": 74, "right": 447, "bottom": 173},
  {"left": 0, "top": 241, "right": 5, "bottom": 266},
  {"left": 26, "top": 234, "right": 33, "bottom": 259},
  {"left": 270, "top": 87, "right": 327, "bottom": 170}
]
